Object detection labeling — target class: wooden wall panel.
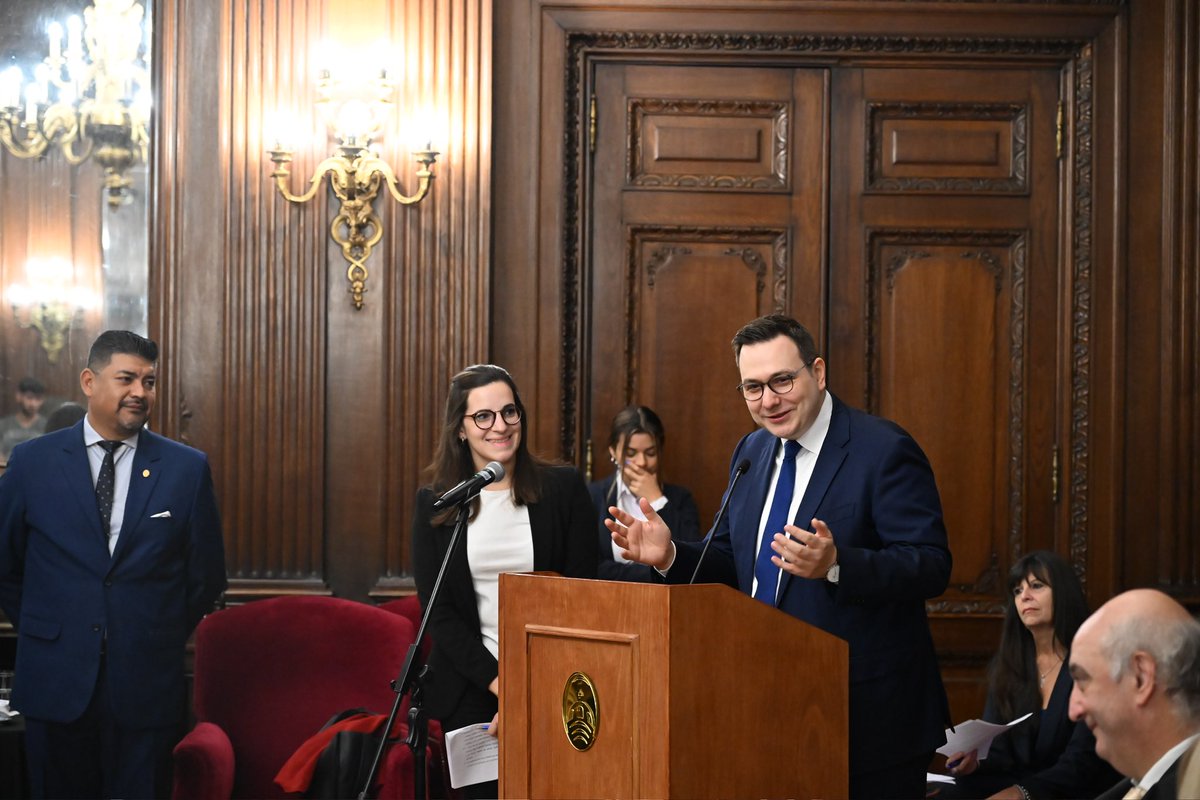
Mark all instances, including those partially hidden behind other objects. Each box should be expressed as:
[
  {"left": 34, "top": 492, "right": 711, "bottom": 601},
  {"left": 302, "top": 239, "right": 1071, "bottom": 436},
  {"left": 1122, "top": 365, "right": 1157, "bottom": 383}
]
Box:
[
  {"left": 153, "top": 0, "right": 490, "bottom": 601},
  {"left": 1124, "top": 0, "right": 1200, "bottom": 600},
  {"left": 869, "top": 232, "right": 1026, "bottom": 600},
  {"left": 492, "top": 0, "right": 1160, "bottom": 727}
]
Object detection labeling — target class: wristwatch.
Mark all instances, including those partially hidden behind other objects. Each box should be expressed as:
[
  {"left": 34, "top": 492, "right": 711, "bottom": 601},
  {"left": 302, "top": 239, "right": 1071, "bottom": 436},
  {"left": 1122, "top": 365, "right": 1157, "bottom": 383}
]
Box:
[{"left": 825, "top": 562, "right": 840, "bottom": 584}]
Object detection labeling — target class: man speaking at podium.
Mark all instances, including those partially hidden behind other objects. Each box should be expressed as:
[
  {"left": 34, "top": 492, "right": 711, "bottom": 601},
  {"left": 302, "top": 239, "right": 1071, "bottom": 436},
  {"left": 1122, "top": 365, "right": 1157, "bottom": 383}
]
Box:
[{"left": 608, "top": 314, "right": 952, "bottom": 799}]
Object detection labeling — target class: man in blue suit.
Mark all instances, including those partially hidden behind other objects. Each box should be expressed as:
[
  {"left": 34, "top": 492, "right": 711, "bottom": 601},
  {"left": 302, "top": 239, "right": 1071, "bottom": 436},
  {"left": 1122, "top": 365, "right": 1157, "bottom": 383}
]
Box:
[
  {"left": 0, "top": 330, "right": 227, "bottom": 799},
  {"left": 608, "top": 314, "right": 952, "bottom": 799}
]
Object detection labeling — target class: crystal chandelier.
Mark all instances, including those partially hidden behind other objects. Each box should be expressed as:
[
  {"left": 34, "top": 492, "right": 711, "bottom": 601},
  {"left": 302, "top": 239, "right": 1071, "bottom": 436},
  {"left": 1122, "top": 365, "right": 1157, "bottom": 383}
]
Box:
[{"left": 0, "top": 0, "right": 151, "bottom": 208}]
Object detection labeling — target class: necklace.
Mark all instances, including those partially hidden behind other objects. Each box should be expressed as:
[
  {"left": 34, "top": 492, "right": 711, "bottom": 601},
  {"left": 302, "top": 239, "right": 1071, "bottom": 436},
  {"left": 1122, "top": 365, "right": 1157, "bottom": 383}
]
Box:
[{"left": 1038, "top": 654, "right": 1062, "bottom": 687}]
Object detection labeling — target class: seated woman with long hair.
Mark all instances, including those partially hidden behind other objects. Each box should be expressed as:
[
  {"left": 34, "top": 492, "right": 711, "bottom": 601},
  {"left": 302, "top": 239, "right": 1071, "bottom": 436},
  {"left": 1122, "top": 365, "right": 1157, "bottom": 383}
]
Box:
[
  {"left": 412, "top": 364, "right": 598, "bottom": 798},
  {"left": 588, "top": 405, "right": 700, "bottom": 582},
  {"left": 937, "top": 551, "right": 1119, "bottom": 799}
]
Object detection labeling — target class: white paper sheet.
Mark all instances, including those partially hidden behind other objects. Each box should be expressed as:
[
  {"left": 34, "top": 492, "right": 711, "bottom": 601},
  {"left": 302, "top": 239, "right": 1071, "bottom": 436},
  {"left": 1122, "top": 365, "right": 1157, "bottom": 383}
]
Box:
[
  {"left": 937, "top": 712, "right": 1033, "bottom": 760},
  {"left": 444, "top": 724, "right": 499, "bottom": 789}
]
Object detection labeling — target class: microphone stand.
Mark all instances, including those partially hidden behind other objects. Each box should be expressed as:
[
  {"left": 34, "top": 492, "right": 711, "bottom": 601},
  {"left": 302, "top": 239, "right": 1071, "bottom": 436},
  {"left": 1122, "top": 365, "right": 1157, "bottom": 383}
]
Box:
[
  {"left": 689, "top": 461, "right": 749, "bottom": 585},
  {"left": 359, "top": 494, "right": 475, "bottom": 800}
]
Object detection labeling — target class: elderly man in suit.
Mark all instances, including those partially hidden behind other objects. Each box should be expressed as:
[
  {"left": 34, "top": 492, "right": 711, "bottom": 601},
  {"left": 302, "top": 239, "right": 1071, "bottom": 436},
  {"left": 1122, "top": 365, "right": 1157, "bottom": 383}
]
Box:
[
  {"left": 608, "top": 313, "right": 952, "bottom": 799},
  {"left": 0, "top": 330, "right": 227, "bottom": 799},
  {"left": 1067, "top": 589, "right": 1200, "bottom": 800}
]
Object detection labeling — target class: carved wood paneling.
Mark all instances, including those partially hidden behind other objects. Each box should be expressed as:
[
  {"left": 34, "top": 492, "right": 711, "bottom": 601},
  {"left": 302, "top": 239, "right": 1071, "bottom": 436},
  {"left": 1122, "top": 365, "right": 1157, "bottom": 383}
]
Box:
[
  {"left": 628, "top": 98, "right": 789, "bottom": 190},
  {"left": 867, "top": 229, "right": 1026, "bottom": 615},
  {"left": 153, "top": 0, "right": 490, "bottom": 601},
  {"left": 866, "top": 102, "right": 1028, "bottom": 193},
  {"left": 496, "top": 1, "right": 1132, "bottom": 724}
]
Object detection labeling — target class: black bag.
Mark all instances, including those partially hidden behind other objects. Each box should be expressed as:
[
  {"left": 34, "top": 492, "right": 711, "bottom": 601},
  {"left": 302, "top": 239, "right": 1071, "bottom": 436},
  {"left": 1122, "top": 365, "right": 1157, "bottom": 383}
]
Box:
[{"left": 305, "top": 708, "right": 402, "bottom": 800}]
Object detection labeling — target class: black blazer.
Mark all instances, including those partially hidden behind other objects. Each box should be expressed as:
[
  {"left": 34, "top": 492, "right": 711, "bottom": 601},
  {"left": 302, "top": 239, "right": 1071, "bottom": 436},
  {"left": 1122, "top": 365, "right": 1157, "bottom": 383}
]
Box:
[
  {"left": 411, "top": 465, "right": 598, "bottom": 719},
  {"left": 948, "top": 666, "right": 1119, "bottom": 798},
  {"left": 588, "top": 475, "right": 701, "bottom": 582}
]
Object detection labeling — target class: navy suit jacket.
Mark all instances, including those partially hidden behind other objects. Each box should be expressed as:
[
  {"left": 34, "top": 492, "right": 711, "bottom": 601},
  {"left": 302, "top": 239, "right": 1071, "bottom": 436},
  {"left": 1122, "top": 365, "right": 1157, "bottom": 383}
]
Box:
[
  {"left": 0, "top": 421, "right": 227, "bottom": 728},
  {"left": 589, "top": 475, "right": 700, "bottom": 582},
  {"left": 412, "top": 465, "right": 598, "bottom": 720},
  {"left": 667, "top": 393, "right": 952, "bottom": 769}
]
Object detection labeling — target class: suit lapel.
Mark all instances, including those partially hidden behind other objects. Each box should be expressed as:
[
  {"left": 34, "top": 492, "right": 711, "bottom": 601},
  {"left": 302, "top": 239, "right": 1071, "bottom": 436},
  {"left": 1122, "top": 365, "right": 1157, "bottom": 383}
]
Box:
[
  {"left": 110, "top": 430, "right": 164, "bottom": 565},
  {"left": 733, "top": 435, "right": 778, "bottom": 593},
  {"left": 57, "top": 424, "right": 110, "bottom": 559},
  {"left": 777, "top": 395, "right": 848, "bottom": 604}
]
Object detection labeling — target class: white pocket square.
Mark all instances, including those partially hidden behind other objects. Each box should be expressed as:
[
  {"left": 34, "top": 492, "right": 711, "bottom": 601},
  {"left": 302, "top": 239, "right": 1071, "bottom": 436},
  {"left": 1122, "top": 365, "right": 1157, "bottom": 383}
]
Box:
[{"left": 150, "top": 510, "right": 172, "bottom": 519}]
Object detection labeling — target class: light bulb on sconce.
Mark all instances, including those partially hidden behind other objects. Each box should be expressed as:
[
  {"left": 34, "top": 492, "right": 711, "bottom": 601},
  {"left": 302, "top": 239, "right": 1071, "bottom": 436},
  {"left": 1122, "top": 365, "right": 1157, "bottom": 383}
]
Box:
[
  {"left": 9, "top": 257, "right": 100, "bottom": 364},
  {"left": 267, "top": 48, "right": 438, "bottom": 310}
]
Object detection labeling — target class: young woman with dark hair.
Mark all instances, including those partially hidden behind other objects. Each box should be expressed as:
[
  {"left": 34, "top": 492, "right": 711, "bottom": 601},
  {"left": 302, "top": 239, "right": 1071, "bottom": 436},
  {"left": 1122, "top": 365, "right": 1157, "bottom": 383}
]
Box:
[
  {"left": 588, "top": 405, "right": 700, "bottom": 582},
  {"left": 411, "top": 364, "right": 597, "bottom": 799}
]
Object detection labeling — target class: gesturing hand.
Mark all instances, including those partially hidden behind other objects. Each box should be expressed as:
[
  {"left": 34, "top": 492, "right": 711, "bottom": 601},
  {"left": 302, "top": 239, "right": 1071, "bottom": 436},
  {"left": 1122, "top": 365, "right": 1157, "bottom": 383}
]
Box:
[
  {"left": 770, "top": 518, "right": 838, "bottom": 579},
  {"left": 605, "top": 498, "right": 674, "bottom": 571}
]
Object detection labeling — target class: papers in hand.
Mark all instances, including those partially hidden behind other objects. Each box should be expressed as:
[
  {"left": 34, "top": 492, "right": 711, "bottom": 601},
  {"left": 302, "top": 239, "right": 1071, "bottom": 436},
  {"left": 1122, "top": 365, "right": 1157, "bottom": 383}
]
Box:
[
  {"left": 937, "top": 712, "right": 1033, "bottom": 760},
  {"left": 444, "top": 724, "right": 499, "bottom": 789}
]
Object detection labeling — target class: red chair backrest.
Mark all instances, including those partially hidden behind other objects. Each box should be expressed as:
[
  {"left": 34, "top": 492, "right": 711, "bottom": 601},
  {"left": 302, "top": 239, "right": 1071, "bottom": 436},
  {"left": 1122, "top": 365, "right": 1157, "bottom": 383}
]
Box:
[{"left": 192, "top": 596, "right": 414, "bottom": 799}]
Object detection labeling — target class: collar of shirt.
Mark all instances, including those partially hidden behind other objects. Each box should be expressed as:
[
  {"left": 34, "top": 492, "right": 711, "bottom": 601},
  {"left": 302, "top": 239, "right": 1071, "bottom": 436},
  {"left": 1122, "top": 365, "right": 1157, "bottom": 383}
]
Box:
[
  {"left": 796, "top": 393, "right": 835, "bottom": 455},
  {"left": 777, "top": 390, "right": 833, "bottom": 459},
  {"left": 1135, "top": 732, "right": 1200, "bottom": 790},
  {"left": 82, "top": 415, "right": 141, "bottom": 453}
]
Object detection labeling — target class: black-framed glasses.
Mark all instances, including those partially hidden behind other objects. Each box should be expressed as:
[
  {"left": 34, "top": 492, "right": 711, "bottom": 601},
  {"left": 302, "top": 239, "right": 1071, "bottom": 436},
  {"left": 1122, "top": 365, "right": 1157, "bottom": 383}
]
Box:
[
  {"left": 465, "top": 403, "right": 522, "bottom": 430},
  {"left": 735, "top": 361, "right": 813, "bottom": 401}
]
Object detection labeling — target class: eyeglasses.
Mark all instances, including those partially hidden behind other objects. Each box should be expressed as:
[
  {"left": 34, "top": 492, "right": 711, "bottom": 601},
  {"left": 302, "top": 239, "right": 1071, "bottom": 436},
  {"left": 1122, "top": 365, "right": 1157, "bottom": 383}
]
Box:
[
  {"left": 465, "top": 404, "right": 522, "bottom": 430},
  {"left": 735, "top": 362, "right": 812, "bottom": 401}
]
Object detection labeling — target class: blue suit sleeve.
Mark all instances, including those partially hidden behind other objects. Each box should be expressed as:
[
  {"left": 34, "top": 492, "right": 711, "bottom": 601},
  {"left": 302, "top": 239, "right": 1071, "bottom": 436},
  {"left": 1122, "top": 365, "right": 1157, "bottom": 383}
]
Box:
[{"left": 184, "top": 458, "right": 227, "bottom": 633}]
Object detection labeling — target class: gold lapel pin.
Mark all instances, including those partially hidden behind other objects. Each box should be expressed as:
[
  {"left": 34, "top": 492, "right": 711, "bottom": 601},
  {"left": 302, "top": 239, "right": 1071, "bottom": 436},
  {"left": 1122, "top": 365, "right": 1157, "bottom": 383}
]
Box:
[{"left": 142, "top": 469, "right": 151, "bottom": 478}]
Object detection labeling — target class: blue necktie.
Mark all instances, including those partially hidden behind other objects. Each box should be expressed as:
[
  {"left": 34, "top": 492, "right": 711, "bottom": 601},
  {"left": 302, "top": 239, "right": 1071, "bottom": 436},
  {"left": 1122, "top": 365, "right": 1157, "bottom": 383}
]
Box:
[{"left": 753, "top": 439, "right": 801, "bottom": 604}]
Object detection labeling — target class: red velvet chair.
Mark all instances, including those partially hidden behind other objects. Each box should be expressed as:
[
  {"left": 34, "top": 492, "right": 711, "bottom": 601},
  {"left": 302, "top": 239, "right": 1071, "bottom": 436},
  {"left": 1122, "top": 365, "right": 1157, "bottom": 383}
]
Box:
[
  {"left": 172, "top": 596, "right": 427, "bottom": 799},
  {"left": 378, "top": 596, "right": 429, "bottom": 661}
]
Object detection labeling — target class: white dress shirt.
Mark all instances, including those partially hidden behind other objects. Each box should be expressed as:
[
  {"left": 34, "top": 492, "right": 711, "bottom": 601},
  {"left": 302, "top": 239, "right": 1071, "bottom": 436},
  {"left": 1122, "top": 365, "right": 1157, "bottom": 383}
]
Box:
[
  {"left": 83, "top": 416, "right": 140, "bottom": 555},
  {"left": 749, "top": 391, "right": 833, "bottom": 598},
  {"left": 610, "top": 471, "right": 668, "bottom": 564}
]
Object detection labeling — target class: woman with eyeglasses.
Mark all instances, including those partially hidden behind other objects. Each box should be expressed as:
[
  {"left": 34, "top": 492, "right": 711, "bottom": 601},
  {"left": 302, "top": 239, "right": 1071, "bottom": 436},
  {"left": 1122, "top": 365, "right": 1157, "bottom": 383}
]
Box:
[
  {"left": 412, "top": 364, "right": 597, "bottom": 798},
  {"left": 589, "top": 405, "right": 700, "bottom": 582}
]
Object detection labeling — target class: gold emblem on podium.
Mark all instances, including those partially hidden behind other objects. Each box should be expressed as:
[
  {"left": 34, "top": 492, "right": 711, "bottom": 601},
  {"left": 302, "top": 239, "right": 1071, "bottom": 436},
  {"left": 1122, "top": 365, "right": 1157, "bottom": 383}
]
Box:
[{"left": 561, "top": 671, "right": 599, "bottom": 751}]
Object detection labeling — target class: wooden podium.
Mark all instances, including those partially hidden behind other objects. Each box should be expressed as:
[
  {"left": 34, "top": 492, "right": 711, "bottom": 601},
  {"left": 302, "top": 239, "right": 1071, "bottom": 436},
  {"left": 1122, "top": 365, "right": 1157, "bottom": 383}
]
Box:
[{"left": 498, "top": 573, "right": 848, "bottom": 799}]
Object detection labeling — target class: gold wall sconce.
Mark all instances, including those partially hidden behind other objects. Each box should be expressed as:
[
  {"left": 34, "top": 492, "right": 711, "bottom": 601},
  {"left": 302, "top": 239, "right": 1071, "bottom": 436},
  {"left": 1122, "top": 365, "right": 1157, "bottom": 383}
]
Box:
[
  {"left": 9, "top": 258, "right": 100, "bottom": 364},
  {"left": 0, "top": 0, "right": 151, "bottom": 208},
  {"left": 267, "top": 55, "right": 439, "bottom": 310}
]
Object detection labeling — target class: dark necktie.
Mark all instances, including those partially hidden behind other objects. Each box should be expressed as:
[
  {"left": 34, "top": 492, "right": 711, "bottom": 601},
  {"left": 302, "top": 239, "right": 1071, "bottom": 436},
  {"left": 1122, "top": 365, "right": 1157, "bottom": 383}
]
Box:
[
  {"left": 95, "top": 440, "right": 123, "bottom": 536},
  {"left": 753, "top": 439, "right": 801, "bottom": 605}
]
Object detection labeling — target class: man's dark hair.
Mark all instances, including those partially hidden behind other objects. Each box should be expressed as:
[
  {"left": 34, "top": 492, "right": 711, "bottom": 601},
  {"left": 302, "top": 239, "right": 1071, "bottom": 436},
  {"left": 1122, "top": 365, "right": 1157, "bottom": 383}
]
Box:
[
  {"left": 87, "top": 330, "right": 158, "bottom": 371},
  {"left": 731, "top": 314, "right": 820, "bottom": 363},
  {"left": 17, "top": 376, "right": 45, "bottom": 395}
]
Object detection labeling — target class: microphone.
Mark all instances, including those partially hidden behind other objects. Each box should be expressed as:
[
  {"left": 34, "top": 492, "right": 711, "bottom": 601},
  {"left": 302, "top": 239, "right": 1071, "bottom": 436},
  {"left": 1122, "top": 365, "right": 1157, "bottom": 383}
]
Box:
[
  {"left": 689, "top": 458, "right": 751, "bottom": 585},
  {"left": 432, "top": 461, "right": 505, "bottom": 510}
]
